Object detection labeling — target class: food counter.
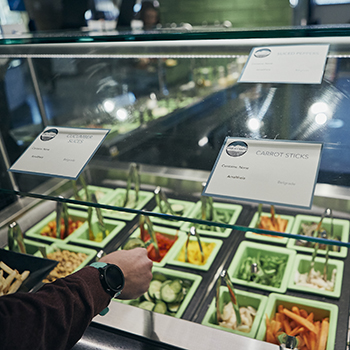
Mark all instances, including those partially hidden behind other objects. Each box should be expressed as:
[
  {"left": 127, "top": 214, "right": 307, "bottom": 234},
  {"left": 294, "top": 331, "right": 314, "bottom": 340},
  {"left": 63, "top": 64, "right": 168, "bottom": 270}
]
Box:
[{"left": 1, "top": 26, "right": 350, "bottom": 350}]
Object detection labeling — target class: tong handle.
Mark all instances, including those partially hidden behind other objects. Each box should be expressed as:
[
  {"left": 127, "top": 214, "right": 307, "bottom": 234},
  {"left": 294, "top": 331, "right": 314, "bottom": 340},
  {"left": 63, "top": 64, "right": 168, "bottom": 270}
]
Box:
[{"left": 8, "top": 222, "right": 26, "bottom": 254}]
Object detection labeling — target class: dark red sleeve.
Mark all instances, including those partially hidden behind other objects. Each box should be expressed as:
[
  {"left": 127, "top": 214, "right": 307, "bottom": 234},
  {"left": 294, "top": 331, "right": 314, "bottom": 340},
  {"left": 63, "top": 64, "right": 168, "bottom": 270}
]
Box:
[{"left": 0, "top": 266, "right": 111, "bottom": 350}]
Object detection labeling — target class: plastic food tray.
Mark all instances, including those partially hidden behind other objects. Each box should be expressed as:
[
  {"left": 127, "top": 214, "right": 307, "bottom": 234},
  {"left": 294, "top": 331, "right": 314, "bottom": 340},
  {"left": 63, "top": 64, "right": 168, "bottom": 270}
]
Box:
[
  {"left": 287, "top": 215, "right": 350, "bottom": 258},
  {"left": 116, "top": 266, "right": 202, "bottom": 319},
  {"left": 245, "top": 212, "right": 295, "bottom": 245},
  {"left": 181, "top": 202, "right": 243, "bottom": 238},
  {"left": 227, "top": 241, "right": 296, "bottom": 293},
  {"left": 256, "top": 293, "right": 338, "bottom": 350},
  {"left": 123, "top": 226, "right": 185, "bottom": 267},
  {"left": 66, "top": 218, "right": 126, "bottom": 249},
  {"left": 100, "top": 188, "right": 153, "bottom": 221},
  {"left": 67, "top": 185, "right": 114, "bottom": 209},
  {"left": 167, "top": 235, "right": 223, "bottom": 271},
  {"left": 201, "top": 286, "right": 268, "bottom": 339},
  {"left": 287, "top": 254, "right": 344, "bottom": 298},
  {"left": 0, "top": 248, "right": 58, "bottom": 293},
  {"left": 150, "top": 199, "right": 196, "bottom": 228},
  {"left": 25, "top": 209, "right": 88, "bottom": 243},
  {"left": 36, "top": 241, "right": 97, "bottom": 274}
]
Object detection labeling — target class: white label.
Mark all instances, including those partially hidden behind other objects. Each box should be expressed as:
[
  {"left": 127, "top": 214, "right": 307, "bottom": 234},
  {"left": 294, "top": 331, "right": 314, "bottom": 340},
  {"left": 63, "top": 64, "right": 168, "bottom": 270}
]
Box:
[
  {"left": 203, "top": 138, "right": 323, "bottom": 209},
  {"left": 9, "top": 126, "right": 109, "bottom": 180},
  {"left": 238, "top": 44, "right": 329, "bottom": 84}
]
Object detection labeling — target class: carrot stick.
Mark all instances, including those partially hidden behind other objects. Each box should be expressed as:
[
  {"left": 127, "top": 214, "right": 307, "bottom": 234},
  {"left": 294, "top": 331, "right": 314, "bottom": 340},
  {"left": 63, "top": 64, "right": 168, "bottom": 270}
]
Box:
[
  {"left": 306, "top": 312, "right": 314, "bottom": 323},
  {"left": 289, "top": 326, "right": 304, "bottom": 336},
  {"left": 266, "top": 329, "right": 277, "bottom": 344},
  {"left": 278, "top": 304, "right": 284, "bottom": 313},
  {"left": 283, "top": 319, "right": 292, "bottom": 335},
  {"left": 282, "top": 308, "right": 317, "bottom": 334},
  {"left": 276, "top": 313, "right": 283, "bottom": 323},
  {"left": 292, "top": 306, "right": 300, "bottom": 315},
  {"left": 318, "top": 318, "right": 329, "bottom": 350},
  {"left": 303, "top": 334, "right": 310, "bottom": 349},
  {"left": 309, "top": 331, "right": 317, "bottom": 350},
  {"left": 273, "top": 320, "right": 282, "bottom": 336},
  {"left": 314, "top": 321, "right": 321, "bottom": 350},
  {"left": 300, "top": 309, "right": 308, "bottom": 318}
]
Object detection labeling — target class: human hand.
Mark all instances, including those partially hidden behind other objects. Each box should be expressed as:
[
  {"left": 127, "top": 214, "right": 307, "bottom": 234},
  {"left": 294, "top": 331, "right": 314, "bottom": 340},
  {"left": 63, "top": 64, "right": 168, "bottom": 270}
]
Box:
[{"left": 99, "top": 248, "right": 153, "bottom": 300}]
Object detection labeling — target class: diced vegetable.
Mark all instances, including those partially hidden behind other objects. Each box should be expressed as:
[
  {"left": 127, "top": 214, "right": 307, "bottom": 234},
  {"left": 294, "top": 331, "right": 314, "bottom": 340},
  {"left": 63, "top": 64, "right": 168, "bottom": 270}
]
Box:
[{"left": 237, "top": 254, "right": 287, "bottom": 288}]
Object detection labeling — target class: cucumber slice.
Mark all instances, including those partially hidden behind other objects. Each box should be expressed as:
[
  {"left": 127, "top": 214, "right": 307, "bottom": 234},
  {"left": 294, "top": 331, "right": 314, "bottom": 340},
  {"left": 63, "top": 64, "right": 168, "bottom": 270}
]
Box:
[
  {"left": 148, "top": 280, "right": 162, "bottom": 300},
  {"left": 174, "top": 290, "right": 184, "bottom": 303},
  {"left": 139, "top": 301, "right": 155, "bottom": 311},
  {"left": 169, "top": 279, "right": 182, "bottom": 294},
  {"left": 167, "top": 302, "right": 181, "bottom": 313},
  {"left": 153, "top": 301, "right": 167, "bottom": 314},
  {"left": 129, "top": 299, "right": 140, "bottom": 307},
  {"left": 160, "top": 283, "right": 178, "bottom": 303},
  {"left": 143, "top": 291, "right": 153, "bottom": 302},
  {"left": 152, "top": 271, "right": 168, "bottom": 282}
]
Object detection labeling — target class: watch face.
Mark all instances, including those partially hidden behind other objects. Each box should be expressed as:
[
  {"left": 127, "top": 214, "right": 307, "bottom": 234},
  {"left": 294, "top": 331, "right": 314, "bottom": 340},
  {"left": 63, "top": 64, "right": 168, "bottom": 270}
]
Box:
[{"left": 105, "top": 265, "right": 124, "bottom": 292}]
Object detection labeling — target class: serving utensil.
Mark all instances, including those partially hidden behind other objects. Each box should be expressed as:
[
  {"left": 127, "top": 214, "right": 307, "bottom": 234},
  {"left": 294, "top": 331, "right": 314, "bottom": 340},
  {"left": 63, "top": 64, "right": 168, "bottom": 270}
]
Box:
[
  {"left": 154, "top": 186, "right": 175, "bottom": 215},
  {"left": 216, "top": 269, "right": 242, "bottom": 327},
  {"left": 201, "top": 182, "right": 214, "bottom": 221},
  {"left": 307, "top": 208, "right": 332, "bottom": 283},
  {"left": 123, "top": 163, "right": 140, "bottom": 208},
  {"left": 56, "top": 198, "right": 69, "bottom": 239},
  {"left": 139, "top": 215, "right": 159, "bottom": 257},
  {"left": 8, "top": 222, "right": 26, "bottom": 254},
  {"left": 185, "top": 226, "right": 204, "bottom": 263},
  {"left": 91, "top": 193, "right": 107, "bottom": 240}
]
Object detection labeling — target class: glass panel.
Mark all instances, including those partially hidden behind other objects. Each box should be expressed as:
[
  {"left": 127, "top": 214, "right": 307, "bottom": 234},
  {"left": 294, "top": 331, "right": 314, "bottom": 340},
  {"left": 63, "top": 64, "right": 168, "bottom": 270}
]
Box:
[{"left": 1, "top": 29, "right": 350, "bottom": 249}]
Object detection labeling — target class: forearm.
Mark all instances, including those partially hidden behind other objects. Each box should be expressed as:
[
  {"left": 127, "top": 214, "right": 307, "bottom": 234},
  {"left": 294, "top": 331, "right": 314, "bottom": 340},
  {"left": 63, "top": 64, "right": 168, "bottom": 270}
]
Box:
[{"left": 0, "top": 266, "right": 110, "bottom": 350}]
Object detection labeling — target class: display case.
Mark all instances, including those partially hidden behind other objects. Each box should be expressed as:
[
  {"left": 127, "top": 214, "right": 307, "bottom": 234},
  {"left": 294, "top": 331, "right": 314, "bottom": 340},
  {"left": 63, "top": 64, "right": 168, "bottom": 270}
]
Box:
[{"left": 1, "top": 26, "right": 350, "bottom": 350}]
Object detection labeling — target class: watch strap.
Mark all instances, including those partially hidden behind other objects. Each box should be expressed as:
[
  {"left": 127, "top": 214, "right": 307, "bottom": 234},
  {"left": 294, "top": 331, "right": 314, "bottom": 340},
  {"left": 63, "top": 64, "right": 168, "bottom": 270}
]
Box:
[{"left": 90, "top": 262, "right": 110, "bottom": 316}]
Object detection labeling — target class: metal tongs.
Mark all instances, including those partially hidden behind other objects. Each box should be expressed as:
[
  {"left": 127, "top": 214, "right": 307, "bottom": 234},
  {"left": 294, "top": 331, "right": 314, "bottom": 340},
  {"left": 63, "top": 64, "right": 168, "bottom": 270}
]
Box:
[
  {"left": 8, "top": 222, "right": 26, "bottom": 254},
  {"left": 255, "top": 203, "right": 263, "bottom": 228},
  {"left": 216, "top": 269, "right": 242, "bottom": 327},
  {"left": 277, "top": 333, "right": 299, "bottom": 349},
  {"left": 307, "top": 208, "right": 333, "bottom": 283},
  {"left": 123, "top": 163, "right": 140, "bottom": 208},
  {"left": 154, "top": 186, "right": 175, "bottom": 215},
  {"left": 91, "top": 193, "right": 107, "bottom": 240},
  {"left": 201, "top": 182, "right": 214, "bottom": 221},
  {"left": 185, "top": 226, "right": 205, "bottom": 263},
  {"left": 56, "top": 198, "right": 69, "bottom": 239},
  {"left": 140, "top": 215, "right": 160, "bottom": 257}
]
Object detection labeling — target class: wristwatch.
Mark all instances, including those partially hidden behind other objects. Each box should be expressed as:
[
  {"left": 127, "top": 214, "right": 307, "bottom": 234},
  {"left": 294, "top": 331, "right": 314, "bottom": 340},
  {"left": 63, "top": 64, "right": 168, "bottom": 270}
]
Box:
[{"left": 90, "top": 262, "right": 125, "bottom": 315}]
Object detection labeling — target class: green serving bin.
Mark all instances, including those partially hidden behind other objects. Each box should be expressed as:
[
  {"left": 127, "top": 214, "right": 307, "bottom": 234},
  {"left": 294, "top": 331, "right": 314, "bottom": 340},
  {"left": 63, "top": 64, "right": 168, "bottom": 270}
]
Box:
[
  {"left": 201, "top": 286, "right": 268, "bottom": 339},
  {"left": 25, "top": 209, "right": 88, "bottom": 243},
  {"left": 227, "top": 241, "right": 296, "bottom": 293},
  {"left": 256, "top": 293, "right": 338, "bottom": 350},
  {"left": 115, "top": 266, "right": 202, "bottom": 319},
  {"left": 245, "top": 212, "right": 295, "bottom": 245},
  {"left": 181, "top": 201, "right": 243, "bottom": 238},
  {"left": 68, "top": 185, "right": 114, "bottom": 209},
  {"left": 36, "top": 241, "right": 97, "bottom": 274},
  {"left": 287, "top": 215, "right": 350, "bottom": 258},
  {"left": 124, "top": 226, "right": 185, "bottom": 267},
  {"left": 287, "top": 254, "right": 344, "bottom": 298},
  {"left": 151, "top": 199, "right": 196, "bottom": 228},
  {"left": 66, "top": 217, "right": 126, "bottom": 249},
  {"left": 167, "top": 235, "right": 223, "bottom": 271},
  {"left": 100, "top": 188, "right": 153, "bottom": 221}
]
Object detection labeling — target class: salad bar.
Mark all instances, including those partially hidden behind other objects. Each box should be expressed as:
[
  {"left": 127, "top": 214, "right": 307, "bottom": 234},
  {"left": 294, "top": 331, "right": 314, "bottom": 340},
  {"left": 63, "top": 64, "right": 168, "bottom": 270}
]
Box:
[{"left": 1, "top": 179, "right": 349, "bottom": 350}]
